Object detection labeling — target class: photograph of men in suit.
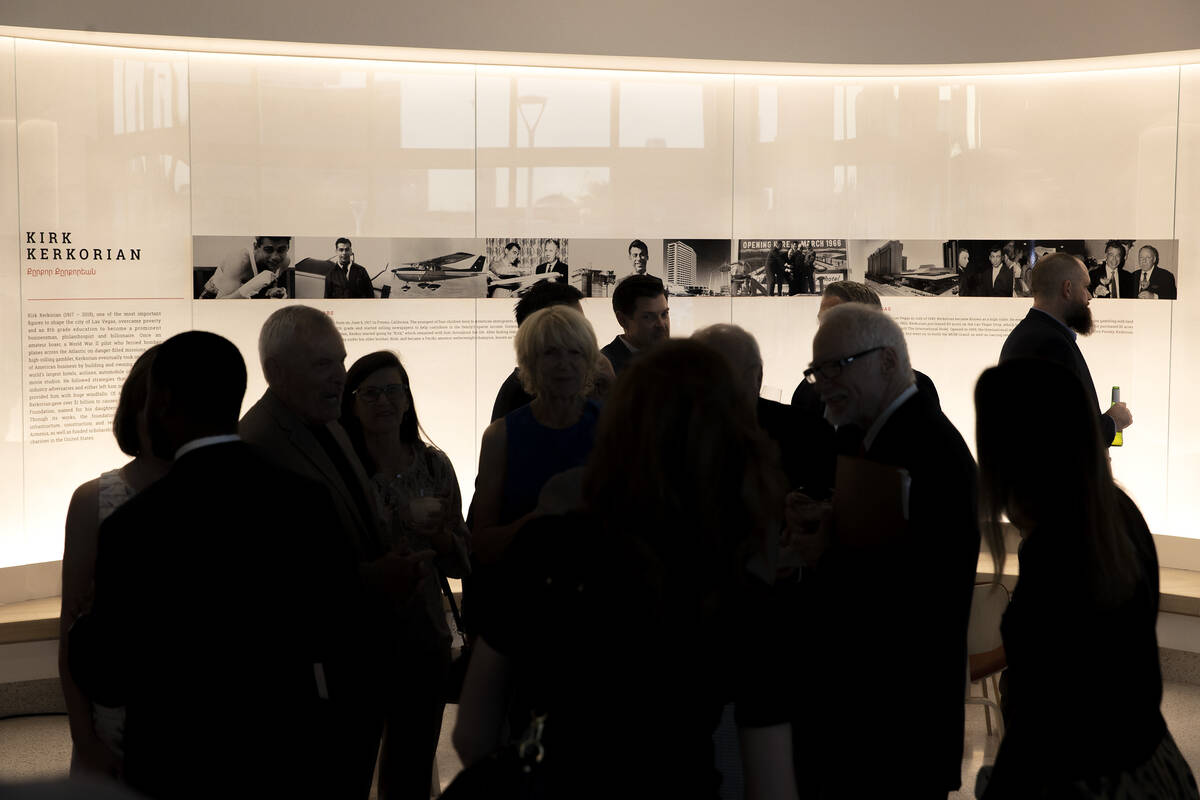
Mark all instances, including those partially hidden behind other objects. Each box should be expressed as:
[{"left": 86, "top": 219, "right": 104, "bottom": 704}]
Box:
[
  {"left": 1089, "top": 240, "right": 1135, "bottom": 299},
  {"left": 765, "top": 243, "right": 787, "bottom": 296},
  {"left": 975, "top": 244, "right": 1014, "bottom": 297},
  {"left": 1134, "top": 244, "right": 1177, "bottom": 299},
  {"left": 324, "top": 237, "right": 375, "bottom": 299},
  {"left": 534, "top": 238, "right": 568, "bottom": 280},
  {"left": 628, "top": 239, "right": 650, "bottom": 275},
  {"left": 794, "top": 244, "right": 817, "bottom": 295},
  {"left": 199, "top": 235, "right": 292, "bottom": 299},
  {"left": 955, "top": 247, "right": 971, "bottom": 295}
]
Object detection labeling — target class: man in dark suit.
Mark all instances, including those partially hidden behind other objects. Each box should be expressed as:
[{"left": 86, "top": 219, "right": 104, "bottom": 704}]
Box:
[
  {"left": 324, "top": 237, "right": 375, "bottom": 298},
  {"left": 599, "top": 274, "right": 670, "bottom": 376},
  {"left": 239, "top": 305, "right": 427, "bottom": 797},
  {"left": 796, "top": 303, "right": 980, "bottom": 798},
  {"left": 764, "top": 243, "right": 786, "bottom": 296},
  {"left": 1133, "top": 243, "right": 1177, "bottom": 299},
  {"left": 1088, "top": 240, "right": 1135, "bottom": 300},
  {"left": 1000, "top": 252, "right": 1132, "bottom": 446},
  {"left": 791, "top": 281, "right": 940, "bottom": 496},
  {"left": 73, "top": 331, "right": 359, "bottom": 799},
  {"left": 534, "top": 238, "right": 568, "bottom": 280}
]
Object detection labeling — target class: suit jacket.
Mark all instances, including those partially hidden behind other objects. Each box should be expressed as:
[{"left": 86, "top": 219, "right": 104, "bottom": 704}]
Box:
[
  {"left": 1133, "top": 266, "right": 1177, "bottom": 300},
  {"left": 765, "top": 246, "right": 787, "bottom": 278},
  {"left": 599, "top": 335, "right": 635, "bottom": 376},
  {"left": 324, "top": 262, "right": 375, "bottom": 299},
  {"left": 491, "top": 367, "right": 533, "bottom": 422},
  {"left": 74, "top": 442, "right": 359, "bottom": 798},
  {"left": 1088, "top": 266, "right": 1135, "bottom": 300},
  {"left": 789, "top": 370, "right": 940, "bottom": 497},
  {"left": 535, "top": 259, "right": 568, "bottom": 278},
  {"left": 999, "top": 308, "right": 1116, "bottom": 444},
  {"left": 805, "top": 390, "right": 980, "bottom": 793},
  {"left": 240, "top": 390, "right": 385, "bottom": 562}
]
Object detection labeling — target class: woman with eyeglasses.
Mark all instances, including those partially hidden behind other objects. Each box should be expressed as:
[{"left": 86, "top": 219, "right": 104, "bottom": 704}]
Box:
[{"left": 339, "top": 350, "right": 470, "bottom": 800}]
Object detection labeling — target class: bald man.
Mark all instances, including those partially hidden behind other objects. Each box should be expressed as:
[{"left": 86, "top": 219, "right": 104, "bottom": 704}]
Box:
[{"left": 999, "top": 252, "right": 1132, "bottom": 446}]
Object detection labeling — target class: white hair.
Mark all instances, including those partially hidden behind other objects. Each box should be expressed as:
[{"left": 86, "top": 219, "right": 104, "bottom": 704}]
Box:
[
  {"left": 257, "top": 305, "right": 340, "bottom": 371},
  {"left": 818, "top": 303, "right": 913, "bottom": 379}
]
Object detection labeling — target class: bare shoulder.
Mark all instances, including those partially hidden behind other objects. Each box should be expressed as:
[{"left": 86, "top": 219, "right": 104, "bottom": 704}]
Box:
[
  {"left": 480, "top": 417, "right": 507, "bottom": 456},
  {"left": 66, "top": 478, "right": 101, "bottom": 527}
]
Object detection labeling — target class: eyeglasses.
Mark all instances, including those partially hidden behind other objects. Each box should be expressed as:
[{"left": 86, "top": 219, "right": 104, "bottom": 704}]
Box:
[
  {"left": 802, "top": 346, "right": 884, "bottom": 384},
  {"left": 355, "top": 384, "right": 406, "bottom": 403}
]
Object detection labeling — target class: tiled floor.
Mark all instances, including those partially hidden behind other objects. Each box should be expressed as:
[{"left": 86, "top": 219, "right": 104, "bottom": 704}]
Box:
[{"left": 3, "top": 685, "right": 1200, "bottom": 797}]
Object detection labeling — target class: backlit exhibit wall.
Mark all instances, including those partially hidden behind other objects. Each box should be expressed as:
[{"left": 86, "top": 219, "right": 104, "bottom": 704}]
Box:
[{"left": 1, "top": 32, "right": 1196, "bottom": 575}]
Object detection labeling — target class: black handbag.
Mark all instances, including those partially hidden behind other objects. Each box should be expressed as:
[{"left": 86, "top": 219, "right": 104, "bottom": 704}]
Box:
[{"left": 438, "top": 570, "right": 472, "bottom": 704}]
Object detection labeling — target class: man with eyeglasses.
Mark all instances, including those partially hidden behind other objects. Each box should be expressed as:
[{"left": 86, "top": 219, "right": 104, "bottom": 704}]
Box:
[{"left": 796, "top": 302, "right": 980, "bottom": 800}]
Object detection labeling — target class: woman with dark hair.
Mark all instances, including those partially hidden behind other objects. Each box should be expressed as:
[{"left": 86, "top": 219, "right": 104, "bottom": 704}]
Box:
[
  {"left": 60, "top": 344, "right": 168, "bottom": 778},
  {"left": 340, "top": 350, "right": 470, "bottom": 800},
  {"left": 975, "top": 358, "right": 1197, "bottom": 799},
  {"left": 452, "top": 339, "right": 798, "bottom": 800}
]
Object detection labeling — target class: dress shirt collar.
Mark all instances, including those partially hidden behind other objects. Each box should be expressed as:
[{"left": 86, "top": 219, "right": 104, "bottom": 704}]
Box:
[
  {"left": 175, "top": 434, "right": 241, "bottom": 460},
  {"left": 863, "top": 383, "right": 918, "bottom": 452}
]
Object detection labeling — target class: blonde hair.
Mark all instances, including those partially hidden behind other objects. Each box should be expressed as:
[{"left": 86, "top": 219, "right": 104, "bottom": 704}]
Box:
[{"left": 514, "top": 305, "right": 601, "bottom": 397}]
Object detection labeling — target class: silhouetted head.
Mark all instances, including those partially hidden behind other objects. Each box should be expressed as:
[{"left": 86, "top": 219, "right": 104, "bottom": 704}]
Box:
[
  {"left": 514, "top": 280, "right": 583, "bottom": 326},
  {"left": 691, "top": 323, "right": 763, "bottom": 412},
  {"left": 819, "top": 280, "right": 881, "bottom": 320},
  {"left": 145, "top": 331, "right": 246, "bottom": 458},
  {"left": 113, "top": 344, "right": 160, "bottom": 457}
]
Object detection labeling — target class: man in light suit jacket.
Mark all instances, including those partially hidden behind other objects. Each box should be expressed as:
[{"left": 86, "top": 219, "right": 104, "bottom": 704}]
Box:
[
  {"left": 74, "top": 331, "right": 359, "bottom": 799},
  {"left": 239, "top": 305, "right": 426, "bottom": 798},
  {"left": 1000, "top": 252, "right": 1133, "bottom": 446},
  {"left": 797, "top": 304, "right": 980, "bottom": 798}
]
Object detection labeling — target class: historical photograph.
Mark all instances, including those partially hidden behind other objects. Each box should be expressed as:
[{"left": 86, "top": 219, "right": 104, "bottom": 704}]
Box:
[
  {"left": 950, "top": 238, "right": 1178, "bottom": 300},
  {"left": 735, "top": 239, "right": 848, "bottom": 297},
  {"left": 568, "top": 238, "right": 665, "bottom": 297},
  {"left": 661, "top": 239, "right": 733, "bottom": 296},
  {"left": 193, "top": 235, "right": 296, "bottom": 299},
  {"left": 854, "top": 239, "right": 961, "bottom": 297},
  {"left": 288, "top": 237, "right": 490, "bottom": 299},
  {"left": 482, "top": 237, "right": 572, "bottom": 298}
]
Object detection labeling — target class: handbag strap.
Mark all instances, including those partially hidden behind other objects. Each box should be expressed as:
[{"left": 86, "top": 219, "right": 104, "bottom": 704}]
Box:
[{"left": 437, "top": 569, "right": 467, "bottom": 639}]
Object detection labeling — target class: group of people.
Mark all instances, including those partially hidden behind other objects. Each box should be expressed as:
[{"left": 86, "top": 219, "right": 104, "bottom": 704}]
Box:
[
  {"left": 57, "top": 253, "right": 1195, "bottom": 799},
  {"left": 956, "top": 240, "right": 1177, "bottom": 300},
  {"left": 764, "top": 242, "right": 818, "bottom": 296}
]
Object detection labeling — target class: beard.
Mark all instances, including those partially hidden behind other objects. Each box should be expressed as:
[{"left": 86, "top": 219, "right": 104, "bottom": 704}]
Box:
[{"left": 1063, "top": 300, "right": 1094, "bottom": 336}]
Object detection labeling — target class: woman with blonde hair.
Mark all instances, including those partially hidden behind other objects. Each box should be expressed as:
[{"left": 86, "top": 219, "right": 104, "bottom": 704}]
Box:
[
  {"left": 452, "top": 339, "right": 796, "bottom": 799},
  {"left": 470, "top": 305, "right": 602, "bottom": 563}
]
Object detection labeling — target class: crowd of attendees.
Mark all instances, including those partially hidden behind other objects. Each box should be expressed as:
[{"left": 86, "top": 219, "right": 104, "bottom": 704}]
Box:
[{"left": 51, "top": 261, "right": 1197, "bottom": 800}]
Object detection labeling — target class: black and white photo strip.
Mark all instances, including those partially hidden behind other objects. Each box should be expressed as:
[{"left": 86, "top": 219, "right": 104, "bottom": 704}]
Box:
[
  {"left": 849, "top": 238, "right": 1179, "bottom": 299},
  {"left": 193, "top": 236, "right": 737, "bottom": 299},
  {"left": 735, "top": 240, "right": 850, "bottom": 296}
]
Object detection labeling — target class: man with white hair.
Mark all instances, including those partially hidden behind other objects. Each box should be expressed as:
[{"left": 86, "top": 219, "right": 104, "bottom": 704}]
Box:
[
  {"left": 240, "top": 304, "right": 425, "bottom": 799},
  {"left": 799, "top": 303, "right": 980, "bottom": 798}
]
